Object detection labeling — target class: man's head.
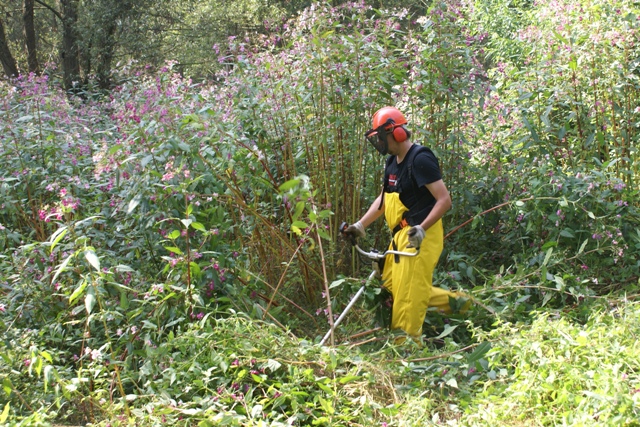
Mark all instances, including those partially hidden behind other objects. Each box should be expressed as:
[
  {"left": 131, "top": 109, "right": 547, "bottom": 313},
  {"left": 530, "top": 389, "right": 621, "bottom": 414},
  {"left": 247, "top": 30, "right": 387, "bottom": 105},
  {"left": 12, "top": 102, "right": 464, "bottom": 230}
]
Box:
[{"left": 365, "top": 106, "right": 411, "bottom": 155}]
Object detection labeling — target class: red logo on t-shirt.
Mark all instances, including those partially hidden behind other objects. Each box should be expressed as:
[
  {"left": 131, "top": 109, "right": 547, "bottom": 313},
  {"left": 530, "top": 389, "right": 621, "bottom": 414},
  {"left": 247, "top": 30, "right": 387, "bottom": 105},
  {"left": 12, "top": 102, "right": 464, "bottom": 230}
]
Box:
[{"left": 389, "top": 174, "right": 398, "bottom": 186}]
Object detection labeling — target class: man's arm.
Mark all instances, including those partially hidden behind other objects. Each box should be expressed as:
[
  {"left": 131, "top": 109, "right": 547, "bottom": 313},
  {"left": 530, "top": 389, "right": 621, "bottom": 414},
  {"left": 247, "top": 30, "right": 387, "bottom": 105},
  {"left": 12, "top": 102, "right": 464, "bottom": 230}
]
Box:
[
  {"left": 358, "top": 191, "right": 385, "bottom": 228},
  {"left": 344, "top": 191, "right": 385, "bottom": 238},
  {"left": 419, "top": 179, "right": 451, "bottom": 231}
]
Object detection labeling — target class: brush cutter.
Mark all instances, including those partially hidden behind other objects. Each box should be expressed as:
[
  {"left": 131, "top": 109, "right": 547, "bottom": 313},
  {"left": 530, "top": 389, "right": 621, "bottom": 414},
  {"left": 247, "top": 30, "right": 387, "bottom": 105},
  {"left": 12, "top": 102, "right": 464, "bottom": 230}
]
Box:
[{"left": 319, "top": 222, "right": 419, "bottom": 346}]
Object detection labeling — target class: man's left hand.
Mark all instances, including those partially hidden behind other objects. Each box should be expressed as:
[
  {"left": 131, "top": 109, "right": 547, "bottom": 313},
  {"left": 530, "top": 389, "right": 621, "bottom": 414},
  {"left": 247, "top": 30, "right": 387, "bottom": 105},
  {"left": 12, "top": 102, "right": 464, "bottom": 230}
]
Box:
[{"left": 407, "top": 225, "right": 425, "bottom": 249}]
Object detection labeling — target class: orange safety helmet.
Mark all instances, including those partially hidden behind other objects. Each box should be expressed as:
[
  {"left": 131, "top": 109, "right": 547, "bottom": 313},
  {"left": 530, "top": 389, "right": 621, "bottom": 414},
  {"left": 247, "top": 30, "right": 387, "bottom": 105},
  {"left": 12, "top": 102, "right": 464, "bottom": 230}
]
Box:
[{"left": 365, "top": 106, "right": 409, "bottom": 154}]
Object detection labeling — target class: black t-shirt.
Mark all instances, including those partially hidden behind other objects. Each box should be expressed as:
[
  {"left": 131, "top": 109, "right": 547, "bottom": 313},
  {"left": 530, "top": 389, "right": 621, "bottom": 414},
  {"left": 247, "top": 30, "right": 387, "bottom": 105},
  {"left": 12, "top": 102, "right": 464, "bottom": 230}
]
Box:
[{"left": 384, "top": 144, "right": 442, "bottom": 225}]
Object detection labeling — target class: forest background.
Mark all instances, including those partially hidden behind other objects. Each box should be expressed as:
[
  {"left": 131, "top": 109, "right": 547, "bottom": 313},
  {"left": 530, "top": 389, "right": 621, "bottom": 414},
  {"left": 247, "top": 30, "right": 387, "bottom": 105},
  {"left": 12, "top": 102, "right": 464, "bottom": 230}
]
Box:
[{"left": 1, "top": 0, "right": 639, "bottom": 425}]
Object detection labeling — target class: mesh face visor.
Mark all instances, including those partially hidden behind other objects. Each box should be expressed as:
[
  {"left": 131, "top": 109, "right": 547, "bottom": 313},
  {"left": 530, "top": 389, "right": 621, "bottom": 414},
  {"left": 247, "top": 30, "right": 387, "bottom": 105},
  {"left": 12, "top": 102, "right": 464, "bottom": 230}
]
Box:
[{"left": 365, "top": 126, "right": 390, "bottom": 155}]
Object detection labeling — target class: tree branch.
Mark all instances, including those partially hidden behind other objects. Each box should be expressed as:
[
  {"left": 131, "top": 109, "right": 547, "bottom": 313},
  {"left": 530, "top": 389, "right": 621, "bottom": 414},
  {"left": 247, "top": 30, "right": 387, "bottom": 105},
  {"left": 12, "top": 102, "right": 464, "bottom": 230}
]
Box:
[{"left": 34, "top": 0, "right": 62, "bottom": 21}]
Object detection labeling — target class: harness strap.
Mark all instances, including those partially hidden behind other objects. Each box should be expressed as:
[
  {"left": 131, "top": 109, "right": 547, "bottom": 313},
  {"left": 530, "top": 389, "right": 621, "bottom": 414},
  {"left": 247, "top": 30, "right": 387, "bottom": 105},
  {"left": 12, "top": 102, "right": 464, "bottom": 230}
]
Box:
[{"left": 392, "top": 239, "right": 400, "bottom": 264}]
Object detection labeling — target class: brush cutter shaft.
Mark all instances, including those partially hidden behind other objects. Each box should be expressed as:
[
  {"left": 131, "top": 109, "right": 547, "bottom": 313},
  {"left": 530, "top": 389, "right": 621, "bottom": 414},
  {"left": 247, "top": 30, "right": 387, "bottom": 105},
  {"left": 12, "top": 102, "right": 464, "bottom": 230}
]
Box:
[
  {"left": 319, "top": 245, "right": 418, "bottom": 346},
  {"left": 320, "top": 270, "right": 376, "bottom": 346}
]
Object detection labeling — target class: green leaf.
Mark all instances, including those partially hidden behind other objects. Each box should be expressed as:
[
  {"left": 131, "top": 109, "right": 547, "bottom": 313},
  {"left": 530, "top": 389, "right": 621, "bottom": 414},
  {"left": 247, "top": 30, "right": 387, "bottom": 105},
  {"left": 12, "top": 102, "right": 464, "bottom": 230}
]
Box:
[
  {"left": 167, "top": 230, "right": 181, "bottom": 240},
  {"left": 543, "top": 247, "right": 553, "bottom": 266},
  {"left": 317, "top": 228, "right": 331, "bottom": 240},
  {"left": 559, "top": 229, "right": 575, "bottom": 238},
  {"left": 0, "top": 402, "right": 9, "bottom": 424},
  {"left": 85, "top": 250, "right": 101, "bottom": 271},
  {"left": 69, "top": 280, "right": 88, "bottom": 305},
  {"left": 34, "top": 356, "right": 43, "bottom": 375},
  {"left": 339, "top": 375, "right": 361, "bottom": 384},
  {"left": 127, "top": 194, "right": 142, "bottom": 214},
  {"left": 141, "top": 154, "right": 154, "bottom": 167},
  {"left": 85, "top": 287, "right": 96, "bottom": 314},
  {"left": 467, "top": 342, "right": 492, "bottom": 365},
  {"left": 266, "top": 359, "right": 281, "bottom": 372},
  {"left": 293, "top": 201, "right": 305, "bottom": 221},
  {"left": 279, "top": 178, "right": 300, "bottom": 192},
  {"left": 446, "top": 378, "right": 458, "bottom": 389},
  {"left": 328, "top": 279, "right": 346, "bottom": 289},
  {"left": 191, "top": 222, "right": 206, "bottom": 232},
  {"left": 44, "top": 365, "right": 54, "bottom": 393},
  {"left": 189, "top": 262, "right": 201, "bottom": 278},
  {"left": 120, "top": 291, "right": 130, "bottom": 310},
  {"left": 164, "top": 246, "right": 183, "bottom": 255},
  {"left": 292, "top": 221, "right": 308, "bottom": 230},
  {"left": 434, "top": 324, "right": 458, "bottom": 339},
  {"left": 52, "top": 252, "right": 74, "bottom": 284},
  {"left": 578, "top": 239, "right": 588, "bottom": 254},
  {"left": 49, "top": 226, "right": 68, "bottom": 253},
  {"left": 2, "top": 377, "right": 12, "bottom": 397},
  {"left": 568, "top": 59, "right": 577, "bottom": 71},
  {"left": 108, "top": 144, "right": 123, "bottom": 155}
]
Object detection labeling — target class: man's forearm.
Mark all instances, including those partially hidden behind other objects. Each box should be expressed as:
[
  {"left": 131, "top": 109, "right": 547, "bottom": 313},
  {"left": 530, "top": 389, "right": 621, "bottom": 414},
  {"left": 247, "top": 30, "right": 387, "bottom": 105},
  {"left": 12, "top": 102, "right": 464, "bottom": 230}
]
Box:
[
  {"left": 419, "top": 197, "right": 451, "bottom": 231},
  {"left": 359, "top": 193, "right": 385, "bottom": 228}
]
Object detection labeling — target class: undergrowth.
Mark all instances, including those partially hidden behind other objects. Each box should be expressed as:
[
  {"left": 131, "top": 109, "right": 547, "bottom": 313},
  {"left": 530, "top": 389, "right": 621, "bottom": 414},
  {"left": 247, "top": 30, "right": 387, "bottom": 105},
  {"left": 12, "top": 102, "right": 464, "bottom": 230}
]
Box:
[
  {"left": 3, "top": 297, "right": 639, "bottom": 426},
  {"left": 1, "top": 0, "right": 640, "bottom": 425}
]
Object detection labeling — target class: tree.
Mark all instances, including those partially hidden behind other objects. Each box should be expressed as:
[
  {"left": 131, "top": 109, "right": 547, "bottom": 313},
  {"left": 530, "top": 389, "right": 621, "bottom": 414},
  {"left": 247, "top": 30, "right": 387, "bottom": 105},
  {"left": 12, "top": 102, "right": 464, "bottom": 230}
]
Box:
[
  {"left": 0, "top": 17, "right": 19, "bottom": 77},
  {"left": 23, "top": 0, "right": 39, "bottom": 73},
  {"left": 79, "top": 0, "right": 135, "bottom": 88},
  {"left": 58, "top": 0, "right": 80, "bottom": 88}
]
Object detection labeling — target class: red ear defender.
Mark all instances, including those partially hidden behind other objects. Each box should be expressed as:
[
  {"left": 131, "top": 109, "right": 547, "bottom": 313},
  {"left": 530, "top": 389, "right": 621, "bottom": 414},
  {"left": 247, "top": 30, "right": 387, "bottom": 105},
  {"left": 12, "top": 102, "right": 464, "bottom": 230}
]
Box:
[{"left": 393, "top": 125, "right": 408, "bottom": 143}]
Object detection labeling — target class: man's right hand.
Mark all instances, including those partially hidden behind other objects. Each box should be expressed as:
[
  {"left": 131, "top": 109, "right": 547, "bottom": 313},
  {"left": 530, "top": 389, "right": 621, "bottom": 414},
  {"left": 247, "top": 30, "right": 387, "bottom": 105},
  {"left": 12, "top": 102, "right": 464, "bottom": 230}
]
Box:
[{"left": 344, "top": 221, "right": 365, "bottom": 239}]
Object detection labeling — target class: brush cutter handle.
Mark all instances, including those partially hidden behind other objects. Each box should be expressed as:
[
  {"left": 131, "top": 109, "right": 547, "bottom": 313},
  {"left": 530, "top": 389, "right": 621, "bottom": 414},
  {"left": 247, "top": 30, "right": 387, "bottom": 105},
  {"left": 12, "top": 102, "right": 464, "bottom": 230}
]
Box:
[
  {"left": 353, "top": 243, "right": 419, "bottom": 259},
  {"left": 339, "top": 221, "right": 419, "bottom": 259}
]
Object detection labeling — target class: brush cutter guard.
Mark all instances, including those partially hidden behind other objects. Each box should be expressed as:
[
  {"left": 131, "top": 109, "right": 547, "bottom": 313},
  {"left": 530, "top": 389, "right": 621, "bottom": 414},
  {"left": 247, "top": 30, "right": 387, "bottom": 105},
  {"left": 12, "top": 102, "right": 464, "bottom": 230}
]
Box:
[{"left": 319, "top": 223, "right": 419, "bottom": 346}]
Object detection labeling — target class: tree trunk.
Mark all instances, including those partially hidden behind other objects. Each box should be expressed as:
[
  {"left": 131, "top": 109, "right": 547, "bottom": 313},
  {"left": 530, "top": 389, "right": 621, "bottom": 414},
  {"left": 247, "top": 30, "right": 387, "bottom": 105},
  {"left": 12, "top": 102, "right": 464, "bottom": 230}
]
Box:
[
  {"left": 0, "top": 18, "right": 19, "bottom": 78},
  {"left": 58, "top": 0, "right": 80, "bottom": 89},
  {"left": 23, "top": 0, "right": 40, "bottom": 74},
  {"left": 95, "top": 21, "right": 116, "bottom": 89},
  {"left": 93, "top": 0, "right": 135, "bottom": 89}
]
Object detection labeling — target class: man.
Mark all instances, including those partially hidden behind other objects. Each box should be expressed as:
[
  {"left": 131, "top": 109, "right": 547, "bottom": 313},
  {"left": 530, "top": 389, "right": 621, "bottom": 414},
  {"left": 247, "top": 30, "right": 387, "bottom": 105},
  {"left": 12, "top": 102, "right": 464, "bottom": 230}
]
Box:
[{"left": 345, "top": 106, "right": 469, "bottom": 341}]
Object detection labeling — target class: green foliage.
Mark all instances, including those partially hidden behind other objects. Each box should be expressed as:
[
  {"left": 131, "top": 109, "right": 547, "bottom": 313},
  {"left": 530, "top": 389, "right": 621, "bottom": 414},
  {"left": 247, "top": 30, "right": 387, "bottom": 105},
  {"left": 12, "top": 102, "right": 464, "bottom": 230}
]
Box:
[
  {"left": 1, "top": 0, "right": 640, "bottom": 425},
  {"left": 465, "top": 300, "right": 640, "bottom": 426}
]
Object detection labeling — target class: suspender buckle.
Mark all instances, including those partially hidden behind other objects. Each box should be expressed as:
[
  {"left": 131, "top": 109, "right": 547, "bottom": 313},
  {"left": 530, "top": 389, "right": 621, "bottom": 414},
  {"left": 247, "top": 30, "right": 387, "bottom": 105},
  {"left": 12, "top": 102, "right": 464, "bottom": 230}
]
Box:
[{"left": 392, "top": 218, "right": 410, "bottom": 236}]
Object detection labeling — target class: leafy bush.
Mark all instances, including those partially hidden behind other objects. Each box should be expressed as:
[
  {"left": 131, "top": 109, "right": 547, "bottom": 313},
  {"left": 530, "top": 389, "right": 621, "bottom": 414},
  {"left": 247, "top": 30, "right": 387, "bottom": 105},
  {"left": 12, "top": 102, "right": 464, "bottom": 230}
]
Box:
[{"left": 1, "top": 0, "right": 640, "bottom": 425}]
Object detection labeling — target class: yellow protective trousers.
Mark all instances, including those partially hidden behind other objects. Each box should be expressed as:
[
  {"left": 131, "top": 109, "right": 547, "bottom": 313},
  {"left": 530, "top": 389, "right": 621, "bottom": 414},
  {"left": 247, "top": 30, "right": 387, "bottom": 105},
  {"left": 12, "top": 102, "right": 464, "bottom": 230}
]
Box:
[{"left": 381, "top": 192, "right": 466, "bottom": 339}]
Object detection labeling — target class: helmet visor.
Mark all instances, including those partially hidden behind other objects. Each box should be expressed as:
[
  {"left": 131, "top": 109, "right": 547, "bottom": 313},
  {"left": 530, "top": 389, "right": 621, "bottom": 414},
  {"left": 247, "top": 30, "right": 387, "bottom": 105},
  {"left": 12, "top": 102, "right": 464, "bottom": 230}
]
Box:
[{"left": 365, "top": 126, "right": 390, "bottom": 155}]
